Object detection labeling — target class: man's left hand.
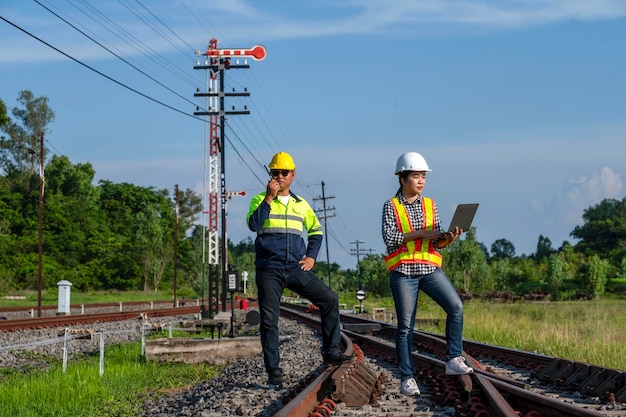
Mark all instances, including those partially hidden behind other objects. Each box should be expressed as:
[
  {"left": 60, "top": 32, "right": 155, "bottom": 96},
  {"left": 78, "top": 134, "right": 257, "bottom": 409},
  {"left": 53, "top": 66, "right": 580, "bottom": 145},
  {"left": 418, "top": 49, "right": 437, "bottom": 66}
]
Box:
[{"left": 299, "top": 257, "right": 315, "bottom": 271}]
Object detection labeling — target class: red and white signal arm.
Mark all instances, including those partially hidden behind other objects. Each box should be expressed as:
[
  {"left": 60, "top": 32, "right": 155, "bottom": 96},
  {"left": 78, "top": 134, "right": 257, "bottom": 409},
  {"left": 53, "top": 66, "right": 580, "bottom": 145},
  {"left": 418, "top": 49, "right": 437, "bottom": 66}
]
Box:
[{"left": 200, "top": 45, "right": 267, "bottom": 61}]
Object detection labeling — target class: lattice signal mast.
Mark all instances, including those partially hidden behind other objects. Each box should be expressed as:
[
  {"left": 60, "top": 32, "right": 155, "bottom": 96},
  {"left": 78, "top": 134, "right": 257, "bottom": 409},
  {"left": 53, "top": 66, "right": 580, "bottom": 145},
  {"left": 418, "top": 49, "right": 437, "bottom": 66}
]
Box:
[{"left": 194, "top": 39, "right": 266, "bottom": 317}]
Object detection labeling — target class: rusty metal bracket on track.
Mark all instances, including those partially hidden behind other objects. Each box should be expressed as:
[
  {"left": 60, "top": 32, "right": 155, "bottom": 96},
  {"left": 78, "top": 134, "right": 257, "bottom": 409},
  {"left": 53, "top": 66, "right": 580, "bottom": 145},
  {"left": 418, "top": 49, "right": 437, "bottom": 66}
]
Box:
[{"left": 331, "top": 344, "right": 385, "bottom": 407}]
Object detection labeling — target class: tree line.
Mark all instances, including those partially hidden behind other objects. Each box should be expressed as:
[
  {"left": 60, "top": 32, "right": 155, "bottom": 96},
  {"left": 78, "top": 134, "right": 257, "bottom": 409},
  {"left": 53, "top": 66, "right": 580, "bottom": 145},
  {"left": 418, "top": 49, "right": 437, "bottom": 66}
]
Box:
[{"left": 2, "top": 91, "right": 625, "bottom": 301}]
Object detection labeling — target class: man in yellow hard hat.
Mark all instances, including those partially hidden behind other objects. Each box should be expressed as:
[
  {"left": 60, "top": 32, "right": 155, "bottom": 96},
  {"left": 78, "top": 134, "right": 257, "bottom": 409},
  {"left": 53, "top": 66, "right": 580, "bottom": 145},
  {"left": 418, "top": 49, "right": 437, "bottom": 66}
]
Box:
[{"left": 247, "top": 151, "right": 353, "bottom": 388}]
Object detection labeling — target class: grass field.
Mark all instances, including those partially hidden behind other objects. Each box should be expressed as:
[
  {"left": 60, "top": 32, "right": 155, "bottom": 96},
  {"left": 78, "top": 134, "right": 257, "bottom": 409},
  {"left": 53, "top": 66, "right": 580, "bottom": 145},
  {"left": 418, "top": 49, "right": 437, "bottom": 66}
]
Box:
[
  {"left": 462, "top": 298, "right": 626, "bottom": 370},
  {"left": 353, "top": 296, "right": 626, "bottom": 370},
  {"left": 0, "top": 343, "right": 217, "bottom": 417}
]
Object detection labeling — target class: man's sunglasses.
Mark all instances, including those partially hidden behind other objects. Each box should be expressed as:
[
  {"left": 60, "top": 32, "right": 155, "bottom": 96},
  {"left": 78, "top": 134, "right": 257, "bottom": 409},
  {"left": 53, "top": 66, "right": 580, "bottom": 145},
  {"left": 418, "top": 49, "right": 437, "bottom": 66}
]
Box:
[{"left": 270, "top": 170, "right": 292, "bottom": 177}]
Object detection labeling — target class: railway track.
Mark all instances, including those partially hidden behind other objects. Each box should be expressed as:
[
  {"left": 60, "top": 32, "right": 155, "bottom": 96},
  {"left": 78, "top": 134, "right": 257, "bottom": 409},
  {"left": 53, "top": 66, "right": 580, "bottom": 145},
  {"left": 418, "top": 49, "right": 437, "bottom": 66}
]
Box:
[
  {"left": 0, "top": 299, "right": 201, "bottom": 315},
  {"left": 276, "top": 303, "right": 625, "bottom": 417},
  {"left": 0, "top": 306, "right": 202, "bottom": 332},
  {"left": 0, "top": 298, "right": 258, "bottom": 331}
]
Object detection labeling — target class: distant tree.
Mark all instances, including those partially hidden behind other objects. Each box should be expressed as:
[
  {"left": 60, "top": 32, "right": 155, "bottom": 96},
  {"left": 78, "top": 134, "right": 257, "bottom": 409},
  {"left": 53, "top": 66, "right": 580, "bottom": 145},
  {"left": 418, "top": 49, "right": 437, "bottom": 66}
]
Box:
[
  {"left": 579, "top": 254, "right": 609, "bottom": 299},
  {"left": 571, "top": 197, "right": 626, "bottom": 267},
  {"left": 490, "top": 257, "right": 513, "bottom": 291},
  {"left": 43, "top": 155, "right": 103, "bottom": 289},
  {"left": 169, "top": 187, "right": 202, "bottom": 234},
  {"left": 135, "top": 205, "right": 172, "bottom": 292},
  {"left": 490, "top": 256, "right": 539, "bottom": 293},
  {"left": 98, "top": 180, "right": 173, "bottom": 290},
  {"left": 491, "top": 238, "right": 516, "bottom": 259},
  {"left": 182, "top": 225, "right": 210, "bottom": 297},
  {"left": 229, "top": 236, "right": 255, "bottom": 257},
  {"left": 478, "top": 241, "right": 489, "bottom": 260},
  {"left": 311, "top": 260, "right": 344, "bottom": 293},
  {"left": 0, "top": 98, "right": 9, "bottom": 128},
  {"left": 535, "top": 234, "right": 554, "bottom": 262},
  {"left": 0, "top": 90, "right": 55, "bottom": 176},
  {"left": 358, "top": 254, "right": 391, "bottom": 298},
  {"left": 444, "top": 228, "right": 490, "bottom": 293},
  {"left": 546, "top": 253, "right": 566, "bottom": 300}
]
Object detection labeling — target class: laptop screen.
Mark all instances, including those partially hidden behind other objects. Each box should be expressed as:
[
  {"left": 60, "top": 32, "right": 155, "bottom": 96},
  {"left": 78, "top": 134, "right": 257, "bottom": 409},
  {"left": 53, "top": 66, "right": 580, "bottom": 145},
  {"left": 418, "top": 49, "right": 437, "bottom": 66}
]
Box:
[{"left": 445, "top": 203, "right": 479, "bottom": 233}]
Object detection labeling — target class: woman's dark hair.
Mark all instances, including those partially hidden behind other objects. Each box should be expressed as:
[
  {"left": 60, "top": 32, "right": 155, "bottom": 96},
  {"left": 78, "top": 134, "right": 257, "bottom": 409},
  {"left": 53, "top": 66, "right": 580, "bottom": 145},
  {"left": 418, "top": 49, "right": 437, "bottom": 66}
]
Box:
[{"left": 396, "top": 171, "right": 410, "bottom": 196}]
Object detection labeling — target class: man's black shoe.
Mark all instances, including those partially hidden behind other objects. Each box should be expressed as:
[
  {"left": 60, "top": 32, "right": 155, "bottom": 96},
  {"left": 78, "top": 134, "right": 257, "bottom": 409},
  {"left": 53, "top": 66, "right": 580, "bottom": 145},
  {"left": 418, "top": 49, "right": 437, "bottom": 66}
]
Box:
[
  {"left": 268, "top": 371, "right": 284, "bottom": 387},
  {"left": 323, "top": 352, "right": 354, "bottom": 365}
]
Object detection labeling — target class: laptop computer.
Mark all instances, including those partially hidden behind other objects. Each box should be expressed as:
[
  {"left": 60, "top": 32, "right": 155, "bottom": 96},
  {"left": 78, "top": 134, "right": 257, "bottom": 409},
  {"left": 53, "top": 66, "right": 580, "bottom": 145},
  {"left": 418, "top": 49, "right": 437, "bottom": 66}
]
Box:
[{"left": 443, "top": 203, "right": 479, "bottom": 233}]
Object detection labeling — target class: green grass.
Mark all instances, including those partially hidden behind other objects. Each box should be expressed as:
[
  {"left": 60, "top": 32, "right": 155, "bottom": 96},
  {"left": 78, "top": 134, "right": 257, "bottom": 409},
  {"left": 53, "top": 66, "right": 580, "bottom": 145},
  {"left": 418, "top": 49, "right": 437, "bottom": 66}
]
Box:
[
  {"left": 0, "top": 342, "right": 220, "bottom": 417},
  {"left": 461, "top": 299, "right": 626, "bottom": 370}
]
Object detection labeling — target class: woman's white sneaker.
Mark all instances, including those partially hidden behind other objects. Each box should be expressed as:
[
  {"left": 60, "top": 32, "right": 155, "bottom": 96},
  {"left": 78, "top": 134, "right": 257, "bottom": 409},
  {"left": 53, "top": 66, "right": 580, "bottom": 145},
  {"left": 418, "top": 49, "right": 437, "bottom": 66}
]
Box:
[
  {"left": 445, "top": 356, "right": 474, "bottom": 375},
  {"left": 400, "top": 377, "right": 421, "bottom": 396}
]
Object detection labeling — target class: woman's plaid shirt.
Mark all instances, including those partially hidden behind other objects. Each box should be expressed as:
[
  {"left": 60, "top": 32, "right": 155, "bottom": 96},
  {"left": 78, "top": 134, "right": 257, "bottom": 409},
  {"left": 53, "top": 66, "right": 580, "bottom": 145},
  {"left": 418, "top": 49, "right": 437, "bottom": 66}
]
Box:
[{"left": 382, "top": 193, "right": 443, "bottom": 276}]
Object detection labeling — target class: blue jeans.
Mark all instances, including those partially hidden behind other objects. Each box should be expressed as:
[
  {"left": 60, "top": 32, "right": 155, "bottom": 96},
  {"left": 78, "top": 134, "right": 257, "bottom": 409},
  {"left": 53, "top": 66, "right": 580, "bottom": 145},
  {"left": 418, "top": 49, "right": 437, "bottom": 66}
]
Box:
[
  {"left": 390, "top": 268, "right": 465, "bottom": 381},
  {"left": 256, "top": 267, "right": 341, "bottom": 375}
]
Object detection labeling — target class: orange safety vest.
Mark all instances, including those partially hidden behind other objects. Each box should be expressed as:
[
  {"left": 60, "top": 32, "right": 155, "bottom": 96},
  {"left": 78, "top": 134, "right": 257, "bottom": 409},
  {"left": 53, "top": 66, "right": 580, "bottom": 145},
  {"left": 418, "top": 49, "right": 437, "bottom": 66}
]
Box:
[{"left": 384, "top": 196, "right": 443, "bottom": 271}]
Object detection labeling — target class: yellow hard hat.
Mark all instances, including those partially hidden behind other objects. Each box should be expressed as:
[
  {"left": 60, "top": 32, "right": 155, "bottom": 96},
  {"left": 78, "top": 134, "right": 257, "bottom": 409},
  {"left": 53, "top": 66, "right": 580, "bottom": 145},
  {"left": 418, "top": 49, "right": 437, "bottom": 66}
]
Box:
[{"left": 268, "top": 151, "right": 296, "bottom": 170}]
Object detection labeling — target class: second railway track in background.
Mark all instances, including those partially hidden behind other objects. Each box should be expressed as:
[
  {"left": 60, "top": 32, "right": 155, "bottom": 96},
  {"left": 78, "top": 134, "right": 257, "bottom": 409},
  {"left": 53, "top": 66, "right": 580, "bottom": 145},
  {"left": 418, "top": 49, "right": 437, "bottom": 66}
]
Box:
[{"left": 0, "top": 299, "right": 203, "bottom": 331}]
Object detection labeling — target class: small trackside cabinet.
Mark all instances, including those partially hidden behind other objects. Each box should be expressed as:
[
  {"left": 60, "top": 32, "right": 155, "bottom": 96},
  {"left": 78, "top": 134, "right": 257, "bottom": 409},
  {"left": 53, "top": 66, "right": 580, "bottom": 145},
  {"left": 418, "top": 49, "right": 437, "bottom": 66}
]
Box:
[{"left": 57, "top": 280, "right": 73, "bottom": 315}]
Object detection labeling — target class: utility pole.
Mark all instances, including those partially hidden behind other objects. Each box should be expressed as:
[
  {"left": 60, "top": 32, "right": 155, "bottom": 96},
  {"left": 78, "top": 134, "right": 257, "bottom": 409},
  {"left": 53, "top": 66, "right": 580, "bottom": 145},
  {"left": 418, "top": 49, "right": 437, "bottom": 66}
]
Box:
[
  {"left": 36, "top": 132, "right": 44, "bottom": 318},
  {"left": 350, "top": 240, "right": 374, "bottom": 290},
  {"left": 194, "top": 39, "right": 266, "bottom": 316},
  {"left": 313, "top": 181, "right": 335, "bottom": 289},
  {"left": 173, "top": 184, "right": 178, "bottom": 308},
  {"left": 28, "top": 133, "right": 45, "bottom": 317}
]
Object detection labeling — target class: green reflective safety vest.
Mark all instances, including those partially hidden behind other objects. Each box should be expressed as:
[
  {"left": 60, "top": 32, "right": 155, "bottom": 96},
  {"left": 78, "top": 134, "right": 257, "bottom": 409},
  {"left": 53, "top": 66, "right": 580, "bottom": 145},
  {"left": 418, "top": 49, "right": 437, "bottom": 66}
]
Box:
[
  {"left": 258, "top": 196, "right": 323, "bottom": 237},
  {"left": 247, "top": 192, "right": 323, "bottom": 267},
  {"left": 384, "top": 196, "right": 442, "bottom": 271}
]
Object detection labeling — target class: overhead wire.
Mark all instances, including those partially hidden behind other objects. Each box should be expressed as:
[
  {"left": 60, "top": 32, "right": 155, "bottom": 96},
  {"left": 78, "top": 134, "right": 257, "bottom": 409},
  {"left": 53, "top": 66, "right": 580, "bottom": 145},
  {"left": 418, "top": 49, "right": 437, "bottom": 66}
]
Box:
[
  {"left": 34, "top": 0, "right": 203, "bottom": 112},
  {"left": 7, "top": 1, "right": 365, "bottom": 261},
  {"left": 125, "top": 0, "right": 196, "bottom": 56},
  {"left": 66, "top": 0, "right": 199, "bottom": 87},
  {"left": 0, "top": 15, "right": 207, "bottom": 124}
]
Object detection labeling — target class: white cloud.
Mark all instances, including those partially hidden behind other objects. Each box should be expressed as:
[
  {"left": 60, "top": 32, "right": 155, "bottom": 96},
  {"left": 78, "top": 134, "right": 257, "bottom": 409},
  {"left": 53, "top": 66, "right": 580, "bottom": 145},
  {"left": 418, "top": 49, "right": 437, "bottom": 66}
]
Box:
[{"left": 554, "top": 166, "right": 623, "bottom": 224}]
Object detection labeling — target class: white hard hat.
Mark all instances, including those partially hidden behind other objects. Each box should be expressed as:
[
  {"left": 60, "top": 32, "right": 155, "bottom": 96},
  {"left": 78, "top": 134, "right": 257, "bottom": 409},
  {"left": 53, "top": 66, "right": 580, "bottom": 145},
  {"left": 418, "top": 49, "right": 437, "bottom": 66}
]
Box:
[{"left": 395, "top": 152, "right": 432, "bottom": 175}]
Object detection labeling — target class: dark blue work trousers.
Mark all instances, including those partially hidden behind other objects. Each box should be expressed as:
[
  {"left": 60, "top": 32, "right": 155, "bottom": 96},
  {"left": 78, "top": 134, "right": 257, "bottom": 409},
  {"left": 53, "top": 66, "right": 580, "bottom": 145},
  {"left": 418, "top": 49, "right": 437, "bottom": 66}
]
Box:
[{"left": 255, "top": 267, "right": 341, "bottom": 375}]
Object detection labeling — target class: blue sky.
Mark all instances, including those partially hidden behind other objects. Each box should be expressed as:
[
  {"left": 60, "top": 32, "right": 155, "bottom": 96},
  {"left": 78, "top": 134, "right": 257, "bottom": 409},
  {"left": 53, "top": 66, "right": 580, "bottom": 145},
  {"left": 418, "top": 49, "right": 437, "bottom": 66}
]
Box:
[{"left": 1, "top": 1, "right": 625, "bottom": 271}]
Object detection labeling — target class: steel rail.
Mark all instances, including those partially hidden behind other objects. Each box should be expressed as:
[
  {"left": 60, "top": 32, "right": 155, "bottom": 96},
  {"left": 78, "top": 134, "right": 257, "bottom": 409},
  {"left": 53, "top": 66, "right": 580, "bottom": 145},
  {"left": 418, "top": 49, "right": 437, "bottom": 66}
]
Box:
[
  {"left": 0, "top": 306, "right": 201, "bottom": 332},
  {"left": 0, "top": 299, "right": 203, "bottom": 313},
  {"left": 482, "top": 373, "right": 610, "bottom": 417}
]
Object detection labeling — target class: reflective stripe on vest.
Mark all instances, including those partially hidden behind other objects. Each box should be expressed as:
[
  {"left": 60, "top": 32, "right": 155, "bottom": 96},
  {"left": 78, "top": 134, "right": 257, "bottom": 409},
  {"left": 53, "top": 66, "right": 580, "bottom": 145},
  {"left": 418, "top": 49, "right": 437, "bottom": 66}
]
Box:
[
  {"left": 259, "top": 213, "right": 304, "bottom": 236},
  {"left": 384, "top": 197, "right": 442, "bottom": 271},
  {"left": 257, "top": 199, "right": 323, "bottom": 237}
]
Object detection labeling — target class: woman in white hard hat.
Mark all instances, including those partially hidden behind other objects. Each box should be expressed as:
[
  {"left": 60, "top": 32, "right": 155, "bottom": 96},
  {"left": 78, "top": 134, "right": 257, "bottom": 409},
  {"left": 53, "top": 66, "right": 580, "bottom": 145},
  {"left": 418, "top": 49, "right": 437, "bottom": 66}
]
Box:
[{"left": 381, "top": 151, "right": 473, "bottom": 397}]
